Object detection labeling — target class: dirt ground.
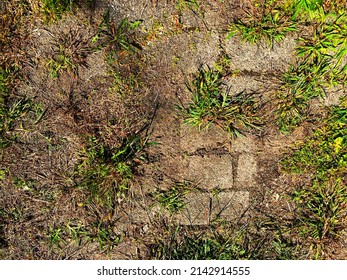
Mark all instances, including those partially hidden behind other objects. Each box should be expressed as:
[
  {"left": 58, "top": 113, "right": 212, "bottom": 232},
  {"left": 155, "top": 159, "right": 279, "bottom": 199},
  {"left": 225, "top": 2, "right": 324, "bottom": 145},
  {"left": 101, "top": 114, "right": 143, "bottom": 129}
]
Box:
[{"left": 1, "top": 0, "right": 347, "bottom": 260}]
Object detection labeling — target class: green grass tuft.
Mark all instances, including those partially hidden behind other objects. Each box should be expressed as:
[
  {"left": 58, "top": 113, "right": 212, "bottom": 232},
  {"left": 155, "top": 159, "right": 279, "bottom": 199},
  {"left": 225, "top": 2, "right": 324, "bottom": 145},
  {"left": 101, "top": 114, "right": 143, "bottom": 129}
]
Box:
[
  {"left": 92, "top": 14, "right": 143, "bottom": 52},
  {"left": 41, "top": 0, "right": 76, "bottom": 22},
  {"left": 281, "top": 99, "right": 347, "bottom": 257},
  {"left": 156, "top": 182, "right": 191, "bottom": 214},
  {"left": 179, "top": 67, "right": 262, "bottom": 138},
  {"left": 75, "top": 133, "right": 149, "bottom": 208},
  {"left": 275, "top": 11, "right": 347, "bottom": 132},
  {"left": 227, "top": 1, "right": 297, "bottom": 46}
]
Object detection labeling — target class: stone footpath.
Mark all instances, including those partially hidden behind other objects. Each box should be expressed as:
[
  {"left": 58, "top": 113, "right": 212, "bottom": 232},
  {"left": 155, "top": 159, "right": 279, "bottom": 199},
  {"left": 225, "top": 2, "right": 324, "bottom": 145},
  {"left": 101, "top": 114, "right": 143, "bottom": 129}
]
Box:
[
  {"left": 176, "top": 123, "right": 251, "bottom": 225},
  {"left": 124, "top": 122, "right": 255, "bottom": 228}
]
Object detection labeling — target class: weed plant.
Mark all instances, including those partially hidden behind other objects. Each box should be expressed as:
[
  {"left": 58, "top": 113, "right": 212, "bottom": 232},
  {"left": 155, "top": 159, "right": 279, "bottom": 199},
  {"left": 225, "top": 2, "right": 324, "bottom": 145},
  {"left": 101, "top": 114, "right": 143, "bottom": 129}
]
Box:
[
  {"left": 48, "top": 52, "right": 75, "bottom": 78},
  {"left": 49, "top": 226, "right": 66, "bottom": 250},
  {"left": 296, "top": 12, "right": 347, "bottom": 70},
  {"left": 106, "top": 50, "right": 141, "bottom": 96},
  {"left": 179, "top": 67, "right": 262, "bottom": 138},
  {"left": 0, "top": 66, "right": 42, "bottom": 148},
  {"left": 0, "top": 67, "right": 33, "bottom": 148},
  {"left": 227, "top": 1, "right": 347, "bottom": 47},
  {"left": 292, "top": 180, "right": 347, "bottom": 242},
  {"left": 48, "top": 29, "right": 90, "bottom": 78},
  {"left": 149, "top": 224, "right": 299, "bottom": 260},
  {"left": 40, "top": 0, "right": 75, "bottom": 22},
  {"left": 156, "top": 182, "right": 191, "bottom": 214},
  {"left": 76, "top": 133, "right": 148, "bottom": 208},
  {"left": 287, "top": 0, "right": 347, "bottom": 21},
  {"left": 276, "top": 10, "right": 347, "bottom": 132},
  {"left": 150, "top": 226, "right": 250, "bottom": 260},
  {"left": 91, "top": 14, "right": 144, "bottom": 97},
  {"left": 282, "top": 99, "right": 347, "bottom": 177},
  {"left": 227, "top": 1, "right": 297, "bottom": 46},
  {"left": 94, "top": 223, "right": 121, "bottom": 250},
  {"left": 288, "top": 0, "right": 324, "bottom": 21},
  {"left": 176, "top": 0, "right": 202, "bottom": 15},
  {"left": 0, "top": 2, "right": 34, "bottom": 148},
  {"left": 275, "top": 58, "right": 332, "bottom": 132},
  {"left": 93, "top": 13, "right": 142, "bottom": 52},
  {"left": 0, "top": 68, "right": 9, "bottom": 104},
  {"left": 63, "top": 223, "right": 90, "bottom": 247},
  {"left": 281, "top": 99, "right": 347, "bottom": 257},
  {"left": 275, "top": 90, "right": 308, "bottom": 133},
  {"left": 0, "top": 0, "right": 29, "bottom": 53},
  {"left": 48, "top": 222, "right": 120, "bottom": 252}
]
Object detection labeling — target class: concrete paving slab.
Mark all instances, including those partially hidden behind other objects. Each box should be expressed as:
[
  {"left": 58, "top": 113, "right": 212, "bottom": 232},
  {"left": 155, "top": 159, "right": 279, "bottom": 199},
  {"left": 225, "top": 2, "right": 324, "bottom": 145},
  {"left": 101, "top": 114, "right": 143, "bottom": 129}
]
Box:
[
  {"left": 211, "top": 191, "right": 249, "bottom": 221},
  {"left": 180, "top": 123, "right": 229, "bottom": 153},
  {"left": 235, "top": 153, "right": 257, "bottom": 189},
  {"left": 177, "top": 192, "right": 211, "bottom": 225},
  {"left": 180, "top": 154, "right": 233, "bottom": 190},
  {"left": 176, "top": 191, "right": 249, "bottom": 225}
]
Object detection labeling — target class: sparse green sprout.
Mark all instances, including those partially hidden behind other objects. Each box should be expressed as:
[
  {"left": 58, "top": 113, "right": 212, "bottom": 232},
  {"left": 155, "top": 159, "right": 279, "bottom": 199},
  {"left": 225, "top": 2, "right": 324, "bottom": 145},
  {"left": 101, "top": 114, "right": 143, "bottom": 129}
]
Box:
[
  {"left": 157, "top": 183, "right": 191, "bottom": 214},
  {"left": 95, "top": 223, "right": 121, "bottom": 250},
  {"left": 33, "top": 103, "right": 47, "bottom": 124},
  {"left": 65, "top": 223, "right": 89, "bottom": 245},
  {"left": 214, "top": 55, "right": 234, "bottom": 76},
  {"left": 0, "top": 68, "right": 8, "bottom": 96},
  {"left": 0, "top": 169, "right": 6, "bottom": 180},
  {"left": 49, "top": 226, "right": 66, "bottom": 250},
  {"left": 0, "top": 96, "right": 33, "bottom": 148},
  {"left": 176, "top": 0, "right": 202, "bottom": 15},
  {"left": 109, "top": 69, "right": 139, "bottom": 96},
  {"left": 48, "top": 53, "right": 75, "bottom": 78},
  {"left": 275, "top": 95, "right": 308, "bottom": 133},
  {"left": 14, "top": 178, "right": 37, "bottom": 191}
]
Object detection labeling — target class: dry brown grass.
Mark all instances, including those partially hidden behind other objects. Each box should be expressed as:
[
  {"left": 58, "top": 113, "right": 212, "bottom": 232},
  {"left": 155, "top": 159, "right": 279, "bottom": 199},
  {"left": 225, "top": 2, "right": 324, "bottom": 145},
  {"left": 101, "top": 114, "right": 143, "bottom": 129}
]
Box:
[{"left": 1, "top": 0, "right": 347, "bottom": 260}]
